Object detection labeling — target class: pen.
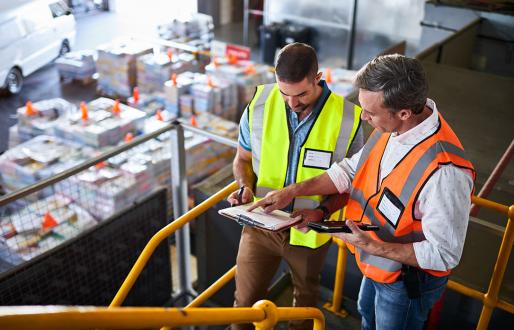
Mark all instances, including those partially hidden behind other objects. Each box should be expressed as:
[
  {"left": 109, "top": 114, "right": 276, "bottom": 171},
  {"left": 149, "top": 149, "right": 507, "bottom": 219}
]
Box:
[
  {"left": 231, "top": 185, "right": 245, "bottom": 207},
  {"left": 237, "top": 186, "right": 245, "bottom": 204}
]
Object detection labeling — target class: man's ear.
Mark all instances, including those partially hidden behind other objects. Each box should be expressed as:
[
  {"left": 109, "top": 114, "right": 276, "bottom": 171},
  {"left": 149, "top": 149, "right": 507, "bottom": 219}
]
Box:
[
  {"left": 398, "top": 109, "right": 412, "bottom": 121},
  {"left": 315, "top": 72, "right": 323, "bottom": 83}
]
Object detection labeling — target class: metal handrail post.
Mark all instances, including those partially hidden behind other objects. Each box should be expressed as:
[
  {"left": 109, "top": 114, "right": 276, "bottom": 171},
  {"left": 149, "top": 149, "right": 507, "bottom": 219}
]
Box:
[
  {"left": 477, "top": 205, "right": 514, "bottom": 330},
  {"left": 170, "top": 123, "right": 194, "bottom": 302},
  {"left": 323, "top": 238, "right": 348, "bottom": 317}
]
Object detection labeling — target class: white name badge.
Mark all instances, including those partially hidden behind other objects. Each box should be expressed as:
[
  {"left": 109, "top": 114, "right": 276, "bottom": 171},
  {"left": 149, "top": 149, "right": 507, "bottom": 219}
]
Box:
[
  {"left": 377, "top": 188, "right": 404, "bottom": 228},
  {"left": 302, "top": 148, "right": 333, "bottom": 170}
]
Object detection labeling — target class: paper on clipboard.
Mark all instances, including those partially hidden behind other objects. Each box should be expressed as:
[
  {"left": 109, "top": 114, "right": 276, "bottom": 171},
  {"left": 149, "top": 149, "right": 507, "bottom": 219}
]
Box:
[{"left": 218, "top": 204, "right": 302, "bottom": 232}]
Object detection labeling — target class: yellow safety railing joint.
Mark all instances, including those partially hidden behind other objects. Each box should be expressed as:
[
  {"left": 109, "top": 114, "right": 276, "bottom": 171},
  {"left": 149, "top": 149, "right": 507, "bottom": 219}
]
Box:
[{"left": 253, "top": 300, "right": 279, "bottom": 330}]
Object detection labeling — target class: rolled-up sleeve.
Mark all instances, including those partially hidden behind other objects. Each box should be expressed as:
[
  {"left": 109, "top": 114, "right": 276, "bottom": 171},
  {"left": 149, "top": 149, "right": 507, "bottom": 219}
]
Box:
[
  {"left": 413, "top": 165, "right": 474, "bottom": 271},
  {"left": 326, "top": 147, "right": 362, "bottom": 194},
  {"left": 238, "top": 107, "right": 251, "bottom": 151}
]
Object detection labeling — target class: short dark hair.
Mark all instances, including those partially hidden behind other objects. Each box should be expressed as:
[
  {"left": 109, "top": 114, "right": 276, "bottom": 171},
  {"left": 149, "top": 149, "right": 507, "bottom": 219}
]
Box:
[
  {"left": 354, "top": 54, "right": 428, "bottom": 114},
  {"left": 275, "top": 43, "right": 318, "bottom": 83}
]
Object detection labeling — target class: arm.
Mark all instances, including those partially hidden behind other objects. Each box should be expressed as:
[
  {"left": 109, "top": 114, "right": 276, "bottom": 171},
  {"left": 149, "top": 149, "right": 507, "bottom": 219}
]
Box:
[
  {"left": 228, "top": 146, "right": 256, "bottom": 205},
  {"left": 248, "top": 147, "right": 363, "bottom": 213},
  {"left": 412, "top": 165, "right": 474, "bottom": 270},
  {"left": 248, "top": 172, "right": 340, "bottom": 212},
  {"left": 291, "top": 193, "right": 349, "bottom": 230},
  {"left": 228, "top": 108, "right": 256, "bottom": 205}
]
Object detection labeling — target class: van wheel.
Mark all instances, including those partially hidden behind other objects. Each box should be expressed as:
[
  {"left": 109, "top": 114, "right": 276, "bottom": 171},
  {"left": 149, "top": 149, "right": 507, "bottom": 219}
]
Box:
[
  {"left": 59, "top": 40, "right": 70, "bottom": 57},
  {"left": 5, "top": 67, "right": 23, "bottom": 94}
]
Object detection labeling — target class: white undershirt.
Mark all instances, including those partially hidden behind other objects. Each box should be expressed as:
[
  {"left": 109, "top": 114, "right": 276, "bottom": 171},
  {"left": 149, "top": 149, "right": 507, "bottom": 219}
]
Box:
[{"left": 326, "top": 99, "right": 474, "bottom": 271}]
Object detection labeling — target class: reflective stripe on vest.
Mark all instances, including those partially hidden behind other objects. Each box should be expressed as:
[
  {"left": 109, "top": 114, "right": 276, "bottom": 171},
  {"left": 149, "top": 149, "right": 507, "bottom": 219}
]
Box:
[
  {"left": 347, "top": 114, "right": 475, "bottom": 282},
  {"left": 250, "top": 83, "right": 361, "bottom": 249}
]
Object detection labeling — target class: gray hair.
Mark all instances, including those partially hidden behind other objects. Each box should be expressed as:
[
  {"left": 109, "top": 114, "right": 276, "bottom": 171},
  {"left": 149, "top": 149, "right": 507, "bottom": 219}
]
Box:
[{"left": 354, "top": 54, "right": 428, "bottom": 114}]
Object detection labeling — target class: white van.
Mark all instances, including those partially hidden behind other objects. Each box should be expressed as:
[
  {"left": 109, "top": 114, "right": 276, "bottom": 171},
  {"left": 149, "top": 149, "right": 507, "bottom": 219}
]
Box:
[{"left": 0, "top": 0, "right": 76, "bottom": 94}]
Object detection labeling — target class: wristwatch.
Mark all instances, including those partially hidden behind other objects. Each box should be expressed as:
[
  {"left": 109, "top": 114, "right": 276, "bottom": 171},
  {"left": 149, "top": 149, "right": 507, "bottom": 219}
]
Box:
[{"left": 315, "top": 205, "right": 330, "bottom": 219}]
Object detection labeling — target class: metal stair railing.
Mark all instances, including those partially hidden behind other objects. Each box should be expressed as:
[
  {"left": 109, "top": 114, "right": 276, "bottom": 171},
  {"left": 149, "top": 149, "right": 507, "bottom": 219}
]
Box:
[{"left": 0, "top": 300, "right": 325, "bottom": 330}]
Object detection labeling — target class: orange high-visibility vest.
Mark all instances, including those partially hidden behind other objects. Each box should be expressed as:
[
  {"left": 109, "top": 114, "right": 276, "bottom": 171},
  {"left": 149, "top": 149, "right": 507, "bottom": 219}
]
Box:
[{"left": 346, "top": 113, "right": 475, "bottom": 283}]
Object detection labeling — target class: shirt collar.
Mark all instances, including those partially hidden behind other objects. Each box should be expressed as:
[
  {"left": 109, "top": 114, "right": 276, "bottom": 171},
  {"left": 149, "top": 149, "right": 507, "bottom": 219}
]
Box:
[{"left": 391, "top": 98, "right": 439, "bottom": 145}]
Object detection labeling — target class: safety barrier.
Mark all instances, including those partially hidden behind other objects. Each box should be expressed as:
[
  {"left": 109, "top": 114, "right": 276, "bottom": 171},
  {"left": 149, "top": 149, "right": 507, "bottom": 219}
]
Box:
[
  {"left": 0, "top": 300, "right": 324, "bottom": 330},
  {"left": 325, "top": 196, "right": 514, "bottom": 329}
]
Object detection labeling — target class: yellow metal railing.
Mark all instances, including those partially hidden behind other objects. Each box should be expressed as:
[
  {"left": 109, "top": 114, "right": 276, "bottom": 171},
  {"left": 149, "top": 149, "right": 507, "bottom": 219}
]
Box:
[
  {"left": 110, "top": 181, "right": 239, "bottom": 307},
  {"left": 0, "top": 181, "right": 326, "bottom": 330},
  {"left": 325, "top": 195, "right": 514, "bottom": 330},
  {"left": 323, "top": 237, "right": 349, "bottom": 317},
  {"left": 0, "top": 300, "right": 324, "bottom": 330}
]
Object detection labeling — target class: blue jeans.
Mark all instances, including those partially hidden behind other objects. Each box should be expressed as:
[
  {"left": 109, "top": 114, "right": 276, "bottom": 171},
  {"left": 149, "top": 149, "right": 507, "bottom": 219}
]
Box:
[{"left": 358, "top": 273, "right": 448, "bottom": 330}]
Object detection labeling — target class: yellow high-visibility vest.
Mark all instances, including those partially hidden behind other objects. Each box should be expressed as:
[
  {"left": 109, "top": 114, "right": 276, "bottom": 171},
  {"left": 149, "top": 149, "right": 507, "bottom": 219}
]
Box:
[{"left": 248, "top": 83, "right": 361, "bottom": 248}]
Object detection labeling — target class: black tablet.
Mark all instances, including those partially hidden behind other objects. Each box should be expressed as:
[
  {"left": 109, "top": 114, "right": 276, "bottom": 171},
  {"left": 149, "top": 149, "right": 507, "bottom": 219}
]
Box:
[{"left": 308, "top": 221, "right": 379, "bottom": 233}]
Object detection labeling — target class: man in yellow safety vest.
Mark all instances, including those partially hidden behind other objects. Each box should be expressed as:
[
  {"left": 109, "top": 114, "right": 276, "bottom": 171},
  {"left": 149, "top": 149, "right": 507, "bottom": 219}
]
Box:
[{"left": 227, "top": 42, "right": 362, "bottom": 330}]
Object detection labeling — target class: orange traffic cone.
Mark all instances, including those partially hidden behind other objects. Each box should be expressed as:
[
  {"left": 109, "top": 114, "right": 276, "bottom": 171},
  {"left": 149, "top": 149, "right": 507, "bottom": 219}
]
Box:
[
  {"left": 207, "top": 75, "right": 214, "bottom": 88},
  {"left": 213, "top": 56, "right": 220, "bottom": 68},
  {"left": 155, "top": 109, "right": 164, "bottom": 121},
  {"left": 227, "top": 54, "right": 238, "bottom": 65},
  {"left": 190, "top": 114, "right": 197, "bottom": 127},
  {"left": 171, "top": 73, "right": 177, "bottom": 86},
  {"left": 95, "top": 161, "right": 106, "bottom": 169},
  {"left": 124, "top": 132, "right": 134, "bottom": 142},
  {"left": 167, "top": 49, "right": 173, "bottom": 62},
  {"left": 42, "top": 212, "right": 58, "bottom": 230},
  {"left": 112, "top": 99, "right": 121, "bottom": 115},
  {"left": 244, "top": 63, "right": 256, "bottom": 75},
  {"left": 325, "top": 68, "right": 333, "bottom": 84},
  {"left": 133, "top": 87, "right": 140, "bottom": 104},
  {"left": 25, "top": 101, "right": 38, "bottom": 116},
  {"left": 80, "top": 101, "right": 88, "bottom": 122}
]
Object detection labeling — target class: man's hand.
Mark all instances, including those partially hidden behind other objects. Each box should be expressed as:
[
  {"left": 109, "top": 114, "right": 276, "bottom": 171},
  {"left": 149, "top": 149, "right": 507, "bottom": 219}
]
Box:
[
  {"left": 332, "top": 220, "right": 375, "bottom": 253},
  {"left": 290, "top": 208, "right": 324, "bottom": 233},
  {"left": 247, "top": 186, "right": 295, "bottom": 213},
  {"left": 227, "top": 186, "right": 254, "bottom": 206},
  {"left": 334, "top": 220, "right": 419, "bottom": 267}
]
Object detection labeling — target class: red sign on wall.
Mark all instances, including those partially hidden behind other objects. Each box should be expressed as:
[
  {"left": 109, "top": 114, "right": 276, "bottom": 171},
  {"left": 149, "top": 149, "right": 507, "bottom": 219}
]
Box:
[{"left": 226, "top": 44, "right": 251, "bottom": 61}]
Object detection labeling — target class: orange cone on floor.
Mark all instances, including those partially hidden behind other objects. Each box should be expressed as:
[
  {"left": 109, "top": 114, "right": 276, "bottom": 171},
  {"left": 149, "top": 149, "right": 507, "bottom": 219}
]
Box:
[
  {"left": 124, "top": 132, "right": 134, "bottom": 142},
  {"left": 80, "top": 101, "right": 88, "bottom": 122},
  {"left": 227, "top": 54, "right": 238, "bottom": 65},
  {"left": 95, "top": 161, "right": 106, "bottom": 169},
  {"left": 25, "top": 101, "right": 37, "bottom": 116},
  {"left": 171, "top": 73, "right": 177, "bottom": 86},
  {"left": 213, "top": 56, "right": 219, "bottom": 68},
  {"left": 112, "top": 99, "right": 121, "bottom": 115},
  {"left": 155, "top": 109, "right": 164, "bottom": 121},
  {"left": 132, "top": 87, "right": 139, "bottom": 104},
  {"left": 42, "top": 212, "right": 58, "bottom": 230},
  {"left": 325, "top": 68, "right": 333, "bottom": 84},
  {"left": 244, "top": 63, "right": 255, "bottom": 75},
  {"left": 207, "top": 75, "right": 214, "bottom": 88},
  {"left": 190, "top": 114, "right": 197, "bottom": 127},
  {"left": 167, "top": 49, "right": 173, "bottom": 62}
]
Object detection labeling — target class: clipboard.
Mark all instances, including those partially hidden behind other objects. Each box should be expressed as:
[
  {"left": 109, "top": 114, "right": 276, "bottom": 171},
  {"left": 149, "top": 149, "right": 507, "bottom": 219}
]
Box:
[{"left": 218, "top": 204, "right": 302, "bottom": 232}]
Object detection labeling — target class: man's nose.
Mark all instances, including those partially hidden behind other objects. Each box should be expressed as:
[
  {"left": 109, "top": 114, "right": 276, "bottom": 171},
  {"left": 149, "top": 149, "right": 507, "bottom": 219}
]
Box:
[
  {"left": 361, "top": 111, "right": 369, "bottom": 121},
  {"left": 287, "top": 96, "right": 299, "bottom": 108}
]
